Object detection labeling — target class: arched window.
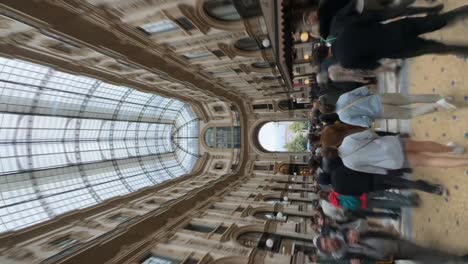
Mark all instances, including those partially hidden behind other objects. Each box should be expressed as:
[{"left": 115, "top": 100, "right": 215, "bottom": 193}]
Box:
[
  {"left": 251, "top": 62, "right": 275, "bottom": 69},
  {"left": 205, "top": 126, "right": 241, "bottom": 148},
  {"left": 234, "top": 37, "right": 260, "bottom": 51},
  {"left": 258, "top": 122, "right": 309, "bottom": 152},
  {"left": 204, "top": 0, "right": 242, "bottom": 21}
]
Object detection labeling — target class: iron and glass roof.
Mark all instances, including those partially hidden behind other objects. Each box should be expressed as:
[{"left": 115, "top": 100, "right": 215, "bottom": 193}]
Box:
[{"left": 0, "top": 57, "right": 199, "bottom": 233}]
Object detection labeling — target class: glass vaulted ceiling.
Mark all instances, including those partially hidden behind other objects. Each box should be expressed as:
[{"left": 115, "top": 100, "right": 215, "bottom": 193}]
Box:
[{"left": 0, "top": 57, "right": 200, "bottom": 233}]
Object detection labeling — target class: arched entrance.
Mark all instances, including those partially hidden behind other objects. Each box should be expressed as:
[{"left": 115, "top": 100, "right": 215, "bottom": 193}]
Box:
[{"left": 258, "top": 121, "right": 309, "bottom": 152}]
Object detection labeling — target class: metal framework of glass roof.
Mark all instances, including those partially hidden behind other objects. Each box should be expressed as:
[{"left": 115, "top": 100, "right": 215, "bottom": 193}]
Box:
[{"left": 0, "top": 57, "right": 200, "bottom": 233}]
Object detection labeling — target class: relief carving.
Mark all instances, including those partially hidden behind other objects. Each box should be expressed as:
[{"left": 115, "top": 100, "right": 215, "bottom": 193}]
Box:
[
  {"left": 3, "top": 247, "right": 36, "bottom": 262},
  {"left": 8, "top": 31, "right": 36, "bottom": 44}
]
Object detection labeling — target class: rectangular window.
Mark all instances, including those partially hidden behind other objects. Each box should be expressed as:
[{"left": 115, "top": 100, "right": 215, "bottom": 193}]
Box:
[
  {"left": 184, "top": 223, "right": 216, "bottom": 233},
  {"left": 49, "top": 235, "right": 78, "bottom": 249},
  {"left": 174, "top": 17, "right": 196, "bottom": 31},
  {"left": 210, "top": 205, "right": 233, "bottom": 212},
  {"left": 253, "top": 104, "right": 272, "bottom": 110},
  {"left": 108, "top": 213, "right": 131, "bottom": 222},
  {"left": 214, "top": 226, "right": 228, "bottom": 234},
  {"left": 204, "top": 126, "right": 241, "bottom": 149},
  {"left": 139, "top": 20, "right": 179, "bottom": 35},
  {"left": 183, "top": 50, "right": 212, "bottom": 60},
  {"left": 212, "top": 50, "right": 226, "bottom": 58},
  {"left": 141, "top": 255, "right": 180, "bottom": 264},
  {"left": 253, "top": 165, "right": 268, "bottom": 171},
  {"left": 213, "top": 106, "right": 224, "bottom": 112}
]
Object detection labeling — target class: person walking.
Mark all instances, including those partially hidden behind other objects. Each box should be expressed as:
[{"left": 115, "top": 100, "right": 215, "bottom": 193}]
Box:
[
  {"left": 322, "top": 129, "right": 467, "bottom": 175},
  {"left": 319, "top": 85, "right": 456, "bottom": 128},
  {"left": 329, "top": 1, "right": 468, "bottom": 69},
  {"left": 317, "top": 161, "right": 446, "bottom": 196}
]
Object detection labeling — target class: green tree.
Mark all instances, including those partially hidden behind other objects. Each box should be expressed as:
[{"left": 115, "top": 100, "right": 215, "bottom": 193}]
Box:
[
  {"left": 288, "top": 121, "right": 308, "bottom": 133},
  {"left": 284, "top": 133, "right": 308, "bottom": 152}
]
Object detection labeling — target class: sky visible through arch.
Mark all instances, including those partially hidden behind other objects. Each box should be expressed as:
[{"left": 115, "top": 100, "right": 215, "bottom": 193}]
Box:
[{"left": 258, "top": 122, "right": 293, "bottom": 152}]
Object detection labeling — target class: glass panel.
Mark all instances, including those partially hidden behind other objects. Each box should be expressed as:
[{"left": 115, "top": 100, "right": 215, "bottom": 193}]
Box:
[
  {"left": 141, "top": 255, "right": 180, "bottom": 264},
  {"left": 204, "top": 126, "right": 240, "bottom": 149},
  {"left": 252, "top": 62, "right": 275, "bottom": 68},
  {"left": 0, "top": 57, "right": 199, "bottom": 233},
  {"left": 183, "top": 50, "right": 212, "bottom": 60},
  {"left": 49, "top": 235, "right": 78, "bottom": 249},
  {"left": 140, "top": 20, "right": 179, "bottom": 35}
]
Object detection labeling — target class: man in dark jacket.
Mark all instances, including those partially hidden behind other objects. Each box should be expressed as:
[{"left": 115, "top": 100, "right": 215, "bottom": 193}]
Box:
[
  {"left": 304, "top": 0, "right": 423, "bottom": 39},
  {"left": 330, "top": 162, "right": 445, "bottom": 196},
  {"left": 329, "top": 0, "right": 467, "bottom": 69}
]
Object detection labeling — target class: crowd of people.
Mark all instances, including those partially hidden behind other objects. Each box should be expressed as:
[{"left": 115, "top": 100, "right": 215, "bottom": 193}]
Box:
[{"left": 299, "top": 0, "right": 468, "bottom": 263}]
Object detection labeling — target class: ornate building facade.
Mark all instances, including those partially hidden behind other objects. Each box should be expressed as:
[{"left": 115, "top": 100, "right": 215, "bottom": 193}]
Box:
[{"left": 0, "top": 0, "right": 317, "bottom": 263}]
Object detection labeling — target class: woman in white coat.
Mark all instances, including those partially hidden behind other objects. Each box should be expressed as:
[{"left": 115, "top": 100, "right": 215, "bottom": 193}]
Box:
[{"left": 323, "top": 129, "right": 468, "bottom": 174}]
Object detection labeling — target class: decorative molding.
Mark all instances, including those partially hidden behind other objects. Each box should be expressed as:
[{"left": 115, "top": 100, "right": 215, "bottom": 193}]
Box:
[
  {"left": 194, "top": 0, "right": 245, "bottom": 32},
  {"left": 2, "top": 246, "right": 36, "bottom": 261},
  {"left": 0, "top": 16, "right": 12, "bottom": 29},
  {"left": 248, "top": 249, "right": 266, "bottom": 264},
  {"left": 229, "top": 38, "right": 263, "bottom": 58},
  {"left": 39, "top": 231, "right": 91, "bottom": 252},
  {"left": 7, "top": 30, "right": 36, "bottom": 44}
]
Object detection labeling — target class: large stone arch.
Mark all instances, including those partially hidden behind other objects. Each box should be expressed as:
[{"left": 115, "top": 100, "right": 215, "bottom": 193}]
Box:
[{"left": 249, "top": 118, "right": 309, "bottom": 156}]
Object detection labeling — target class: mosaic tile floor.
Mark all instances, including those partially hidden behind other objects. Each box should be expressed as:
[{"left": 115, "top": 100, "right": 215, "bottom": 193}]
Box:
[{"left": 408, "top": 0, "right": 468, "bottom": 254}]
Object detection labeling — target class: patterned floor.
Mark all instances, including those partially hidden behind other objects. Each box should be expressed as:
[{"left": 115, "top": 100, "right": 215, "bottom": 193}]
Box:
[{"left": 408, "top": 0, "right": 468, "bottom": 254}]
